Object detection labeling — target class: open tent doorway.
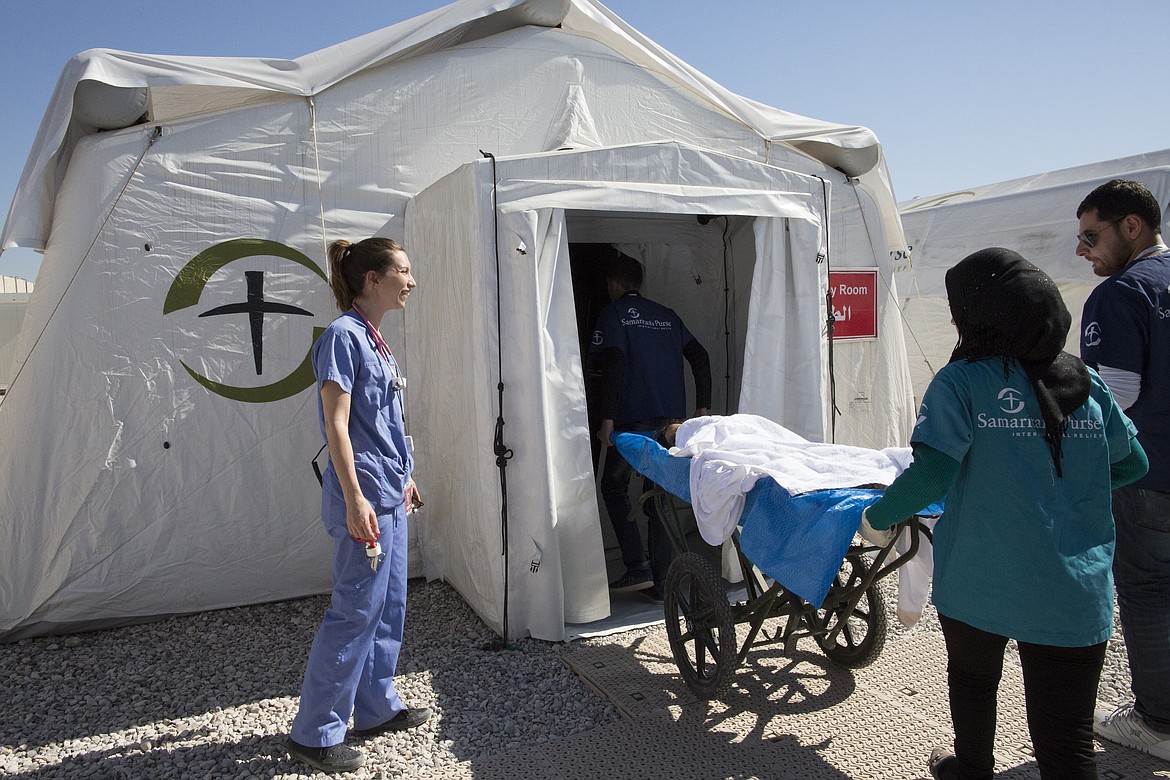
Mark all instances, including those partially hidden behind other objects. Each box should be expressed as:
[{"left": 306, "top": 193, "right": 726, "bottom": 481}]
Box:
[
  {"left": 566, "top": 211, "right": 761, "bottom": 418},
  {"left": 565, "top": 216, "right": 754, "bottom": 460},
  {"left": 564, "top": 217, "right": 755, "bottom": 600},
  {"left": 403, "top": 142, "right": 834, "bottom": 640},
  {"left": 564, "top": 241, "right": 611, "bottom": 475}
]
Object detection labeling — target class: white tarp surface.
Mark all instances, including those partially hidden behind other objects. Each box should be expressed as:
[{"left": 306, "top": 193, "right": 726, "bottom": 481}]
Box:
[
  {"left": 0, "top": 0, "right": 913, "bottom": 640},
  {"left": 1, "top": 276, "right": 33, "bottom": 393},
  {"left": 897, "top": 149, "right": 1170, "bottom": 403},
  {"left": 2, "top": 0, "right": 887, "bottom": 254}
]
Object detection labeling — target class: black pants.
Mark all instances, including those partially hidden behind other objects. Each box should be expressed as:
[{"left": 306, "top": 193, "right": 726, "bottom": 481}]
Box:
[
  {"left": 938, "top": 613, "right": 1106, "bottom": 780},
  {"left": 598, "top": 421, "right": 674, "bottom": 585}
]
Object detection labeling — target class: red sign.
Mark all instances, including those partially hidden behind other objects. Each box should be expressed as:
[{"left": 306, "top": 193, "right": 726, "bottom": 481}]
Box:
[{"left": 829, "top": 269, "right": 878, "bottom": 340}]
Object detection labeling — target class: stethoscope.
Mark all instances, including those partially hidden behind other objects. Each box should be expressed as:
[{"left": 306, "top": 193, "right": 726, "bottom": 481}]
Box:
[{"left": 351, "top": 304, "right": 406, "bottom": 392}]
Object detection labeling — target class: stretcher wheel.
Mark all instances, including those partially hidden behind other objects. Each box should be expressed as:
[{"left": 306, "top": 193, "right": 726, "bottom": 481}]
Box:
[
  {"left": 816, "top": 553, "right": 887, "bottom": 668},
  {"left": 663, "top": 552, "right": 736, "bottom": 700}
]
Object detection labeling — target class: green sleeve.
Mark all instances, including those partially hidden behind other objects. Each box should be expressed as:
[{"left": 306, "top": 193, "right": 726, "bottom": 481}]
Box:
[
  {"left": 866, "top": 443, "right": 960, "bottom": 530},
  {"left": 1111, "top": 436, "right": 1148, "bottom": 490}
]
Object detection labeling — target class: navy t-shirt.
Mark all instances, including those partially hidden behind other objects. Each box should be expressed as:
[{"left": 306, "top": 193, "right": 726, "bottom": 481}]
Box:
[
  {"left": 589, "top": 292, "right": 694, "bottom": 427},
  {"left": 1081, "top": 250, "right": 1170, "bottom": 490}
]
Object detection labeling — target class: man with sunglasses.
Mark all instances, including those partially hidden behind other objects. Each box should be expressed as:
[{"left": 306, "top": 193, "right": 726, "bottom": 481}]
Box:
[{"left": 1077, "top": 178, "right": 1170, "bottom": 762}]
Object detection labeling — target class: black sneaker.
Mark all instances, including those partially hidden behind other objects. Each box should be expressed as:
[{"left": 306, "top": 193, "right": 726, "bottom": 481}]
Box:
[
  {"left": 353, "top": 706, "right": 433, "bottom": 738},
  {"left": 927, "top": 747, "right": 958, "bottom": 780},
  {"left": 287, "top": 738, "right": 364, "bottom": 773},
  {"left": 609, "top": 571, "right": 652, "bottom": 592},
  {"left": 643, "top": 584, "right": 665, "bottom": 603}
]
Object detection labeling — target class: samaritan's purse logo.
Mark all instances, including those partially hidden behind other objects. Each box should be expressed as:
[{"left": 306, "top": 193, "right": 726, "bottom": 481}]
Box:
[
  {"left": 1083, "top": 321, "right": 1101, "bottom": 347},
  {"left": 164, "top": 239, "right": 326, "bottom": 403},
  {"left": 997, "top": 387, "right": 1025, "bottom": 414}
]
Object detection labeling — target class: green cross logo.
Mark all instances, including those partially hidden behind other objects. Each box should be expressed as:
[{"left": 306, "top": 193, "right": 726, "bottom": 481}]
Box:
[{"left": 164, "top": 238, "right": 326, "bottom": 403}]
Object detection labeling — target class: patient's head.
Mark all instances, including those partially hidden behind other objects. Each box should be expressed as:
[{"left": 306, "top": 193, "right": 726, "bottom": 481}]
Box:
[{"left": 657, "top": 422, "right": 682, "bottom": 448}]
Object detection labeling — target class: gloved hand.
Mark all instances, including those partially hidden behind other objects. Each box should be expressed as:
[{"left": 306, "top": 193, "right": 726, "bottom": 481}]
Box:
[{"left": 859, "top": 507, "right": 898, "bottom": 547}]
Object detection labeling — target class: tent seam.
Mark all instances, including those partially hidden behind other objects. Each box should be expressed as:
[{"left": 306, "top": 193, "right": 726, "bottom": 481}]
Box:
[{"left": 5, "top": 126, "right": 163, "bottom": 401}]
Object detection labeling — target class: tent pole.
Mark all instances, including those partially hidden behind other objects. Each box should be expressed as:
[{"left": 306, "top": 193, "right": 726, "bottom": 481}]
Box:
[
  {"left": 720, "top": 216, "right": 732, "bottom": 413},
  {"left": 480, "top": 150, "right": 515, "bottom": 650},
  {"left": 818, "top": 176, "right": 839, "bottom": 443}
]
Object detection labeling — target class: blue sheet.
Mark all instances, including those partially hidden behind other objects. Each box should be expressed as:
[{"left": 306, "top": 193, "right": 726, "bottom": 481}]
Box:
[{"left": 614, "top": 431, "right": 941, "bottom": 608}]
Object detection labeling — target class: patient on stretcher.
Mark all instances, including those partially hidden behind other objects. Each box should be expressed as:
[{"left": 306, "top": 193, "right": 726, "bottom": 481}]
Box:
[
  {"left": 645, "top": 414, "right": 937, "bottom": 627},
  {"left": 661, "top": 414, "right": 920, "bottom": 539}
]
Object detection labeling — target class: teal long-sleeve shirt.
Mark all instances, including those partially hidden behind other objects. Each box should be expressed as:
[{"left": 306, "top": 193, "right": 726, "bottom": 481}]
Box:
[{"left": 866, "top": 437, "right": 1149, "bottom": 531}]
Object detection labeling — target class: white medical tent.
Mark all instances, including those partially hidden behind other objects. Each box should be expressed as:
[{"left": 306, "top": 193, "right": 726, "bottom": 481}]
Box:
[
  {"left": 896, "top": 149, "right": 1170, "bottom": 403},
  {"left": 0, "top": 0, "right": 914, "bottom": 641}
]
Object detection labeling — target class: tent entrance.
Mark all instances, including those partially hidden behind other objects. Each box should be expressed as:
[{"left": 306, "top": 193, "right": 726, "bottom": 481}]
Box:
[
  {"left": 403, "top": 143, "right": 830, "bottom": 640},
  {"left": 565, "top": 210, "right": 761, "bottom": 426},
  {"left": 565, "top": 213, "right": 757, "bottom": 595}
]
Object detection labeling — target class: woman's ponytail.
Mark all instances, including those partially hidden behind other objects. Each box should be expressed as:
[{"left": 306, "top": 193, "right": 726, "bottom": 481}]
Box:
[{"left": 327, "top": 240, "right": 355, "bottom": 311}]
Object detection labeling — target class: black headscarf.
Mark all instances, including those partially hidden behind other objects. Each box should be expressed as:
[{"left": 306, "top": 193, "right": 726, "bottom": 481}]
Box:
[{"left": 945, "top": 247, "right": 1091, "bottom": 477}]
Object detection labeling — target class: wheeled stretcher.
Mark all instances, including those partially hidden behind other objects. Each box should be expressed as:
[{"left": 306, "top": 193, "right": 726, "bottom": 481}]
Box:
[{"left": 613, "top": 428, "right": 936, "bottom": 700}]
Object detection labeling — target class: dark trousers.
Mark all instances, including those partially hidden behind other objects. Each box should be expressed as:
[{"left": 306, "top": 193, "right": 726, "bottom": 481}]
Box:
[
  {"left": 938, "top": 614, "right": 1105, "bottom": 780},
  {"left": 599, "top": 436, "right": 673, "bottom": 585},
  {"left": 1111, "top": 486, "right": 1170, "bottom": 732}
]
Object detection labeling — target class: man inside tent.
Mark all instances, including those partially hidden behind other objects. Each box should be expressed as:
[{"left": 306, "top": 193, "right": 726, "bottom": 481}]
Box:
[{"left": 589, "top": 253, "right": 711, "bottom": 601}]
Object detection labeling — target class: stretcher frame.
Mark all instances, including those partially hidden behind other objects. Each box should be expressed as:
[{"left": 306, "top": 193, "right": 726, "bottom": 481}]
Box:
[{"left": 639, "top": 483, "right": 930, "bottom": 700}]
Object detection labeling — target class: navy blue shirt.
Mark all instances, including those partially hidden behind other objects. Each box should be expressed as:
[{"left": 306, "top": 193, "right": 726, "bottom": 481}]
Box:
[
  {"left": 1081, "top": 250, "right": 1170, "bottom": 490},
  {"left": 589, "top": 292, "right": 696, "bottom": 427}
]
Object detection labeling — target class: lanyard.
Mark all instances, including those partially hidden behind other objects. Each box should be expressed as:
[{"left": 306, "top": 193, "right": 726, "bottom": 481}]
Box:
[
  {"left": 351, "top": 304, "right": 405, "bottom": 391},
  {"left": 351, "top": 304, "right": 393, "bottom": 365}
]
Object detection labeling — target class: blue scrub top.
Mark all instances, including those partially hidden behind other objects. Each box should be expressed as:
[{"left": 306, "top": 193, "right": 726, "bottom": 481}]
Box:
[
  {"left": 914, "top": 359, "right": 1135, "bottom": 646},
  {"left": 589, "top": 291, "right": 694, "bottom": 426},
  {"left": 312, "top": 312, "right": 413, "bottom": 513},
  {"left": 1080, "top": 250, "right": 1170, "bottom": 490}
]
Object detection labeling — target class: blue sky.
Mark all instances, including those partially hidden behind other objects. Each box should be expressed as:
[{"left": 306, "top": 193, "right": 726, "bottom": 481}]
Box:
[{"left": 3, "top": 0, "right": 1168, "bottom": 281}]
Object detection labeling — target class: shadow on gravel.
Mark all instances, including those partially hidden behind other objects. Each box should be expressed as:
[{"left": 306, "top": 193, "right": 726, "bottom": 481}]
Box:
[
  {"left": 0, "top": 596, "right": 319, "bottom": 751},
  {"left": 0, "top": 733, "right": 301, "bottom": 779}
]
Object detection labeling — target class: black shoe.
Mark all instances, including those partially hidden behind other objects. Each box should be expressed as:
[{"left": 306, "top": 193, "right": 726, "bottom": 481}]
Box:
[
  {"left": 287, "top": 738, "right": 364, "bottom": 773},
  {"left": 353, "top": 706, "right": 433, "bottom": 738},
  {"left": 643, "top": 584, "right": 664, "bottom": 603},
  {"left": 927, "top": 747, "right": 958, "bottom": 780},
  {"left": 609, "top": 571, "right": 652, "bottom": 592}
]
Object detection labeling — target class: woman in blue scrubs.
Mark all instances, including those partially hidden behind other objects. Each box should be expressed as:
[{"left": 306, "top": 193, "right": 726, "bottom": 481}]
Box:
[
  {"left": 287, "top": 237, "right": 430, "bottom": 774},
  {"left": 864, "top": 248, "right": 1147, "bottom": 780}
]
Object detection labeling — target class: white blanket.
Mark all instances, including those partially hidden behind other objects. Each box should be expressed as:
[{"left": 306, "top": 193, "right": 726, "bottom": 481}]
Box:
[
  {"left": 672, "top": 414, "right": 912, "bottom": 545},
  {"left": 671, "top": 413, "right": 934, "bottom": 627}
]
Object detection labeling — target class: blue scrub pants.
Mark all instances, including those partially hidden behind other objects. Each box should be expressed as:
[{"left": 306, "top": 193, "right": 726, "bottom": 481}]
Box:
[
  {"left": 1112, "top": 485, "right": 1170, "bottom": 734},
  {"left": 291, "top": 493, "right": 409, "bottom": 747}
]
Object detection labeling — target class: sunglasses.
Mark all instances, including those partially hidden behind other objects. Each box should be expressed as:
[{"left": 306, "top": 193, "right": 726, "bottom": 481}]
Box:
[{"left": 1076, "top": 218, "right": 1123, "bottom": 248}]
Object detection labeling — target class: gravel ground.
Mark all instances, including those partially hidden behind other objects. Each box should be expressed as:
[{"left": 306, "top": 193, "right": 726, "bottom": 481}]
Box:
[
  {"left": 0, "top": 579, "right": 621, "bottom": 779},
  {"left": 0, "top": 577, "right": 1134, "bottom": 779}
]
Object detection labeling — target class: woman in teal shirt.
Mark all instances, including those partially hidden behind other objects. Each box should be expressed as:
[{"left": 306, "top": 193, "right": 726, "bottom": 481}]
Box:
[{"left": 865, "top": 248, "right": 1147, "bottom": 780}]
